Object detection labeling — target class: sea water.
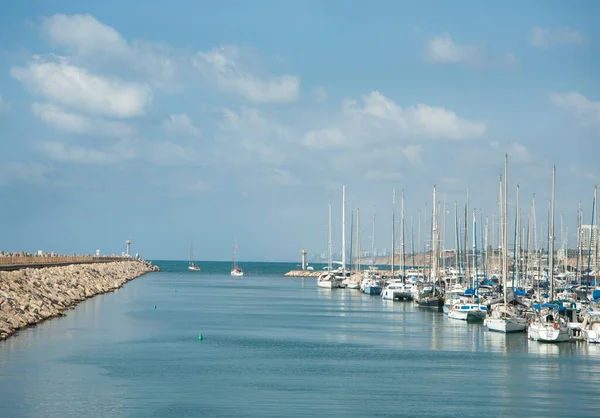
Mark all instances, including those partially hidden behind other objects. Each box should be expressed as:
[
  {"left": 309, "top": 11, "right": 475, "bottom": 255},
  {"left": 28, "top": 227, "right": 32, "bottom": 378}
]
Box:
[{"left": 0, "top": 261, "right": 598, "bottom": 417}]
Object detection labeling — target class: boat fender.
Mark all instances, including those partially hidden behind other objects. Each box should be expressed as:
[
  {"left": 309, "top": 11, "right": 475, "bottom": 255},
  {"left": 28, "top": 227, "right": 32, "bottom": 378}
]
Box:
[{"left": 553, "top": 322, "right": 559, "bottom": 330}]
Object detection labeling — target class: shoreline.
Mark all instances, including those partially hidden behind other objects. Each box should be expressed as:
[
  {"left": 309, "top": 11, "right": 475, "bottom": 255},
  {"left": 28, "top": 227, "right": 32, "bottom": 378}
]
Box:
[{"left": 0, "top": 260, "right": 159, "bottom": 340}]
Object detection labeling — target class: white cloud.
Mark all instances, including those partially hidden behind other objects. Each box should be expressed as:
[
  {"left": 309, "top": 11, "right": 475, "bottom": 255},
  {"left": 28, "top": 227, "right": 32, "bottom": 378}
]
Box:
[
  {"left": 0, "top": 162, "right": 51, "bottom": 185},
  {"left": 549, "top": 91, "right": 600, "bottom": 126},
  {"left": 40, "top": 14, "right": 179, "bottom": 90},
  {"left": 401, "top": 145, "right": 422, "bottom": 164},
  {"left": 10, "top": 55, "right": 152, "bottom": 118},
  {"left": 303, "top": 128, "right": 345, "bottom": 149},
  {"left": 531, "top": 26, "right": 584, "bottom": 48},
  {"left": 218, "top": 106, "right": 291, "bottom": 164},
  {"left": 163, "top": 114, "right": 201, "bottom": 138},
  {"left": 193, "top": 45, "right": 300, "bottom": 103},
  {"left": 32, "top": 102, "right": 134, "bottom": 137},
  {"left": 338, "top": 90, "right": 486, "bottom": 142},
  {"left": 490, "top": 141, "right": 535, "bottom": 164},
  {"left": 41, "top": 13, "right": 128, "bottom": 54},
  {"left": 426, "top": 33, "right": 518, "bottom": 69},
  {"left": 144, "top": 141, "right": 197, "bottom": 166},
  {"left": 39, "top": 138, "right": 197, "bottom": 166},
  {"left": 39, "top": 140, "right": 136, "bottom": 165}
]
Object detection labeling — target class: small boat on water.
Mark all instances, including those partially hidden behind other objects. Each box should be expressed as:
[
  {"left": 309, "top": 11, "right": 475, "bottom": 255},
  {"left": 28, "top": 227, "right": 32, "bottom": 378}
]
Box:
[
  {"left": 361, "top": 278, "right": 382, "bottom": 295},
  {"left": 188, "top": 239, "right": 200, "bottom": 271},
  {"left": 230, "top": 241, "right": 244, "bottom": 276},
  {"left": 528, "top": 304, "right": 572, "bottom": 343},
  {"left": 448, "top": 302, "right": 487, "bottom": 321},
  {"left": 581, "top": 305, "right": 600, "bottom": 343},
  {"left": 485, "top": 304, "right": 528, "bottom": 333}
]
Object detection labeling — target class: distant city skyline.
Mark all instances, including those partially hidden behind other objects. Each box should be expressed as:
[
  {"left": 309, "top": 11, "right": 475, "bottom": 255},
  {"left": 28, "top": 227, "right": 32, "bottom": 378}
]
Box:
[{"left": 0, "top": 1, "right": 598, "bottom": 261}]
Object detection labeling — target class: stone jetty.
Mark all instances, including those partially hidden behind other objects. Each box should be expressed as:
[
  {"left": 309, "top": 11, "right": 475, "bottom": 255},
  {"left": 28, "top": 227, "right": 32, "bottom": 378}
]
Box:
[
  {"left": 284, "top": 270, "right": 321, "bottom": 277},
  {"left": 0, "top": 260, "right": 159, "bottom": 340}
]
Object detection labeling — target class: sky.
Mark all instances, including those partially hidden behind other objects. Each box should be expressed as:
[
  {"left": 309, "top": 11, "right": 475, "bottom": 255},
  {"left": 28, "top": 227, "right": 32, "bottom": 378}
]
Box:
[{"left": 0, "top": 0, "right": 598, "bottom": 262}]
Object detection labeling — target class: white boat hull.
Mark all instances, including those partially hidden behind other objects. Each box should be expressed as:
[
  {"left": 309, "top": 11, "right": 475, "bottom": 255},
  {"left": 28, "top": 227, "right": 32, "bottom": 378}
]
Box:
[
  {"left": 484, "top": 317, "right": 527, "bottom": 333},
  {"left": 583, "top": 329, "right": 600, "bottom": 344},
  {"left": 231, "top": 269, "right": 244, "bottom": 277},
  {"left": 528, "top": 323, "right": 572, "bottom": 342}
]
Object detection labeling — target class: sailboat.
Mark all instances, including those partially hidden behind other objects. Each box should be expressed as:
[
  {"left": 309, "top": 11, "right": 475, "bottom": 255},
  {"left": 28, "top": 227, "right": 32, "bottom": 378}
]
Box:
[
  {"left": 527, "top": 165, "right": 572, "bottom": 342},
  {"left": 318, "top": 198, "right": 341, "bottom": 288},
  {"left": 416, "top": 185, "right": 444, "bottom": 309},
  {"left": 188, "top": 239, "right": 201, "bottom": 271},
  {"left": 484, "top": 154, "right": 528, "bottom": 333},
  {"left": 231, "top": 241, "right": 244, "bottom": 276}
]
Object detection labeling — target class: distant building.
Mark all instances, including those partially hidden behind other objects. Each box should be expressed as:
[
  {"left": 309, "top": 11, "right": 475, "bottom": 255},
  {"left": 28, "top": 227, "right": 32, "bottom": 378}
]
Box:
[{"left": 580, "top": 225, "right": 599, "bottom": 252}]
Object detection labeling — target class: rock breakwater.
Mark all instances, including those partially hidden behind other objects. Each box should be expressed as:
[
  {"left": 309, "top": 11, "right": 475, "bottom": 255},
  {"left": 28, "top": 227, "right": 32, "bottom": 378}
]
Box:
[{"left": 0, "top": 260, "right": 159, "bottom": 340}]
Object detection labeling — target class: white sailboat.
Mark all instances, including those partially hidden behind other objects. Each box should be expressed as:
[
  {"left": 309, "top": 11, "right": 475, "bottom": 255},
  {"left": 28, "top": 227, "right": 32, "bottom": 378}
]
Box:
[
  {"left": 484, "top": 154, "right": 528, "bottom": 333},
  {"left": 188, "top": 239, "right": 201, "bottom": 271},
  {"left": 318, "top": 198, "right": 341, "bottom": 288},
  {"left": 528, "top": 165, "right": 572, "bottom": 342},
  {"left": 231, "top": 241, "right": 244, "bottom": 276}
]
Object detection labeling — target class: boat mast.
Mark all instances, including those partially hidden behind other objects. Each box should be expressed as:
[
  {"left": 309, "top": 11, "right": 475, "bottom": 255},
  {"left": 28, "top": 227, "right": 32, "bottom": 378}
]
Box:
[
  {"left": 349, "top": 208, "right": 354, "bottom": 272},
  {"left": 442, "top": 194, "right": 447, "bottom": 275},
  {"left": 498, "top": 176, "right": 503, "bottom": 276},
  {"left": 342, "top": 185, "right": 346, "bottom": 276},
  {"left": 328, "top": 198, "right": 332, "bottom": 272},
  {"left": 371, "top": 206, "right": 375, "bottom": 266},
  {"left": 391, "top": 188, "right": 396, "bottom": 279},
  {"left": 513, "top": 184, "right": 519, "bottom": 290},
  {"left": 431, "top": 185, "right": 438, "bottom": 284},
  {"left": 401, "top": 189, "right": 406, "bottom": 280},
  {"left": 586, "top": 186, "right": 597, "bottom": 298},
  {"left": 484, "top": 215, "right": 489, "bottom": 281},
  {"left": 418, "top": 210, "right": 421, "bottom": 275},
  {"left": 411, "top": 216, "right": 415, "bottom": 268},
  {"left": 356, "top": 208, "right": 361, "bottom": 274},
  {"left": 503, "top": 154, "right": 508, "bottom": 306},
  {"left": 576, "top": 202, "right": 581, "bottom": 285},
  {"left": 473, "top": 209, "right": 479, "bottom": 302},
  {"left": 454, "top": 201, "right": 460, "bottom": 274},
  {"left": 549, "top": 165, "right": 556, "bottom": 300}
]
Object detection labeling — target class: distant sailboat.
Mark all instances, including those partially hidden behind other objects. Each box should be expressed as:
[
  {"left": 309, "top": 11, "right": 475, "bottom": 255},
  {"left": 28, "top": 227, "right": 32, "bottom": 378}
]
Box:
[
  {"left": 231, "top": 241, "right": 244, "bottom": 276},
  {"left": 188, "top": 239, "right": 200, "bottom": 271}
]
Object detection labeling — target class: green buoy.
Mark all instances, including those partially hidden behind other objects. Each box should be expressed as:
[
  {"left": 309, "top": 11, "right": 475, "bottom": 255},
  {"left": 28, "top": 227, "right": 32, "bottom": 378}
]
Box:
[
  {"left": 198, "top": 334, "right": 203, "bottom": 341},
  {"left": 154, "top": 305, "right": 157, "bottom": 309}
]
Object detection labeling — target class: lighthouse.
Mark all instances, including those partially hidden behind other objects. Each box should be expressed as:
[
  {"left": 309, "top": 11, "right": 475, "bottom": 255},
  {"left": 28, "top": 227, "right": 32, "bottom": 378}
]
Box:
[
  {"left": 126, "top": 239, "right": 131, "bottom": 257},
  {"left": 301, "top": 248, "right": 307, "bottom": 270}
]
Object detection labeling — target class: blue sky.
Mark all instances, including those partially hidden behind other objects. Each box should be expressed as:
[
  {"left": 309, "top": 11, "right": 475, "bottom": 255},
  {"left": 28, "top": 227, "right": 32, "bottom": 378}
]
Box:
[{"left": 0, "top": 1, "right": 598, "bottom": 262}]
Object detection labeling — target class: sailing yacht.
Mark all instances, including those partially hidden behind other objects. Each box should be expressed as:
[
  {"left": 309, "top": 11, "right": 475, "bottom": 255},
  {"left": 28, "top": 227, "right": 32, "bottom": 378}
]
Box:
[
  {"left": 231, "top": 242, "right": 244, "bottom": 276},
  {"left": 484, "top": 155, "right": 528, "bottom": 333},
  {"left": 317, "top": 198, "right": 341, "bottom": 288},
  {"left": 188, "top": 239, "right": 200, "bottom": 271},
  {"left": 527, "top": 165, "right": 572, "bottom": 343},
  {"left": 417, "top": 185, "right": 444, "bottom": 309}
]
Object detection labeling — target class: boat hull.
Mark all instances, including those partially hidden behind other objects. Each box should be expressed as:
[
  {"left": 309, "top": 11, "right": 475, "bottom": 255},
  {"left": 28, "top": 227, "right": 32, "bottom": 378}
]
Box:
[
  {"left": 363, "top": 286, "right": 382, "bottom": 296},
  {"left": 583, "top": 329, "right": 600, "bottom": 344},
  {"left": 484, "top": 317, "right": 527, "bottom": 333},
  {"left": 417, "top": 297, "right": 444, "bottom": 309},
  {"left": 528, "top": 323, "right": 572, "bottom": 342}
]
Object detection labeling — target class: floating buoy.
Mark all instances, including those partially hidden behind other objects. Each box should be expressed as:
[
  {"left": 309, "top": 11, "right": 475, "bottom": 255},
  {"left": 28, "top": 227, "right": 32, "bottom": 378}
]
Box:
[
  {"left": 198, "top": 334, "right": 203, "bottom": 341},
  {"left": 154, "top": 305, "right": 157, "bottom": 309}
]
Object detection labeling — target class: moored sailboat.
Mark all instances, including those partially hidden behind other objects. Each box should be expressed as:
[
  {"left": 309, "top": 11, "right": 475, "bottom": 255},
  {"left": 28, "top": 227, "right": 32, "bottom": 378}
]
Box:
[
  {"left": 484, "top": 155, "right": 527, "bottom": 333},
  {"left": 188, "top": 239, "right": 201, "bottom": 271},
  {"left": 231, "top": 241, "right": 243, "bottom": 276}
]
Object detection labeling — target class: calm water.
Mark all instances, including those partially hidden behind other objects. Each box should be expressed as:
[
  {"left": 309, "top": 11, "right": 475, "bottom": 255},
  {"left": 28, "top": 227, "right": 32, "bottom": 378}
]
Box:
[{"left": 1, "top": 261, "right": 598, "bottom": 417}]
